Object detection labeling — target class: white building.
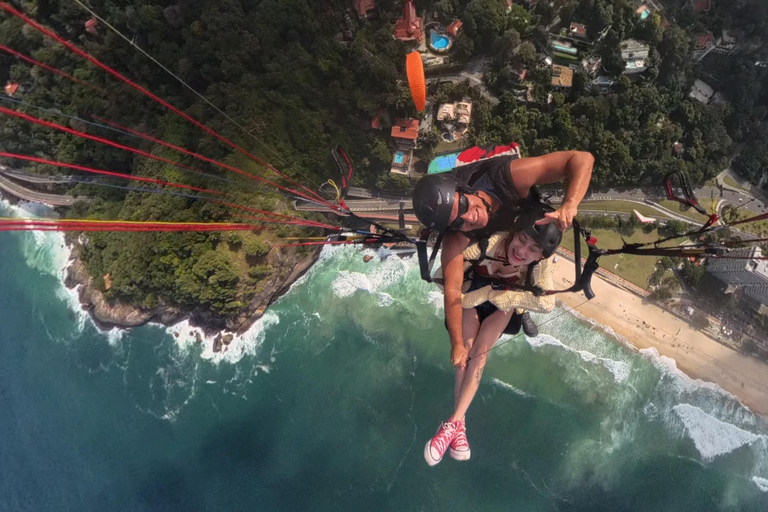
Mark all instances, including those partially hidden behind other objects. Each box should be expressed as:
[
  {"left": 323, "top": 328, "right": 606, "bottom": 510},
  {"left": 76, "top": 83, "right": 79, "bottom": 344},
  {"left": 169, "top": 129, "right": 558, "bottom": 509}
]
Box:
[
  {"left": 689, "top": 79, "right": 715, "bottom": 104},
  {"left": 707, "top": 246, "right": 768, "bottom": 305},
  {"left": 620, "top": 39, "right": 649, "bottom": 74}
]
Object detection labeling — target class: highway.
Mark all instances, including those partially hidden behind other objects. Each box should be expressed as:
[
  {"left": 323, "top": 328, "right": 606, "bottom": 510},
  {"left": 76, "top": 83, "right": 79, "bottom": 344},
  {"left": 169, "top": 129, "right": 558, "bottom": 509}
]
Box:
[
  {"left": 0, "top": 171, "right": 79, "bottom": 206},
  {"left": 0, "top": 166, "right": 76, "bottom": 184}
]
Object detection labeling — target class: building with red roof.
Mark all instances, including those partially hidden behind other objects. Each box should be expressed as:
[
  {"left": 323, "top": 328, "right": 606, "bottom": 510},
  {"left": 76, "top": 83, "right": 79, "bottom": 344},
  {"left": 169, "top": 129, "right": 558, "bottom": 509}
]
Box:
[
  {"left": 391, "top": 118, "right": 419, "bottom": 145},
  {"left": 692, "top": 31, "right": 717, "bottom": 61},
  {"left": 85, "top": 18, "right": 98, "bottom": 35},
  {"left": 394, "top": 0, "right": 423, "bottom": 44},
  {"left": 691, "top": 0, "right": 711, "bottom": 13},
  {"left": 446, "top": 19, "right": 463, "bottom": 38},
  {"left": 4, "top": 82, "right": 19, "bottom": 96},
  {"left": 353, "top": 0, "right": 376, "bottom": 19}
]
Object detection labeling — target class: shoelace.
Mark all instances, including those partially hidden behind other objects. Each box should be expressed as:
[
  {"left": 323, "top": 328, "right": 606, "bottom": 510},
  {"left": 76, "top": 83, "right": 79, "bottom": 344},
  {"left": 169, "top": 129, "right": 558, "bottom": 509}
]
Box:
[
  {"left": 432, "top": 422, "right": 458, "bottom": 452},
  {"left": 452, "top": 423, "right": 469, "bottom": 448}
]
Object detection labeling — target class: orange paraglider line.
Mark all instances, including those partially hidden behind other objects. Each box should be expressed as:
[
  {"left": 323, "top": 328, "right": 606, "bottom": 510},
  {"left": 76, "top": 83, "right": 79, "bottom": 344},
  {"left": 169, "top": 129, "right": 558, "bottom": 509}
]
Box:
[{"left": 406, "top": 51, "right": 426, "bottom": 112}]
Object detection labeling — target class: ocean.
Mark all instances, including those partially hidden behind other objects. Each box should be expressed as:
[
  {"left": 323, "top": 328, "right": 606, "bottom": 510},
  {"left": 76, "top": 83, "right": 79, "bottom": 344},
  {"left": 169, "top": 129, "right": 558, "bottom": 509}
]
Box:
[{"left": 1, "top": 198, "right": 768, "bottom": 512}]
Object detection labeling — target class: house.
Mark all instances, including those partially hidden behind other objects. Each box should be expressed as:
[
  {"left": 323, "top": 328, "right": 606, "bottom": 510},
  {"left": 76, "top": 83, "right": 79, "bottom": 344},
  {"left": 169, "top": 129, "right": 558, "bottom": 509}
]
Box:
[
  {"left": 436, "top": 104, "right": 456, "bottom": 124},
  {"left": 691, "top": 0, "right": 712, "bottom": 13},
  {"left": 551, "top": 64, "right": 574, "bottom": 88},
  {"left": 636, "top": 4, "right": 652, "bottom": 20},
  {"left": 85, "top": 18, "right": 98, "bottom": 35},
  {"left": 583, "top": 55, "right": 602, "bottom": 76},
  {"left": 394, "top": 0, "right": 423, "bottom": 44},
  {"left": 390, "top": 149, "right": 414, "bottom": 175},
  {"left": 715, "top": 30, "right": 739, "bottom": 55},
  {"left": 689, "top": 79, "right": 715, "bottom": 104},
  {"left": 569, "top": 22, "right": 588, "bottom": 40},
  {"left": 510, "top": 65, "right": 527, "bottom": 82},
  {"left": 692, "top": 31, "right": 717, "bottom": 61},
  {"left": 446, "top": 19, "right": 463, "bottom": 38},
  {"left": 587, "top": 75, "right": 615, "bottom": 92},
  {"left": 422, "top": 54, "right": 446, "bottom": 69},
  {"left": 4, "top": 81, "right": 19, "bottom": 96},
  {"left": 455, "top": 101, "right": 472, "bottom": 131},
  {"left": 436, "top": 101, "right": 473, "bottom": 140},
  {"left": 620, "top": 39, "right": 649, "bottom": 74},
  {"left": 354, "top": 0, "right": 377, "bottom": 18},
  {"left": 391, "top": 118, "right": 419, "bottom": 150}
]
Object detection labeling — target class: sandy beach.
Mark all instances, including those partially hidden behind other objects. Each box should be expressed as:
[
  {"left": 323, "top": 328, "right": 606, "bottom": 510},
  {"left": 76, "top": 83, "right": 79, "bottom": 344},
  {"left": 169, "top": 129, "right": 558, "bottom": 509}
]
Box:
[{"left": 551, "top": 258, "right": 768, "bottom": 417}]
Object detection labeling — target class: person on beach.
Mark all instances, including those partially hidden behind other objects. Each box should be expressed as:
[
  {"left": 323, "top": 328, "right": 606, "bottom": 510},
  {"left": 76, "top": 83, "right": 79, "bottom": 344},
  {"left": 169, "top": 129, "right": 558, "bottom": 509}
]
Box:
[
  {"left": 412, "top": 149, "right": 593, "bottom": 368},
  {"left": 423, "top": 208, "right": 562, "bottom": 465}
]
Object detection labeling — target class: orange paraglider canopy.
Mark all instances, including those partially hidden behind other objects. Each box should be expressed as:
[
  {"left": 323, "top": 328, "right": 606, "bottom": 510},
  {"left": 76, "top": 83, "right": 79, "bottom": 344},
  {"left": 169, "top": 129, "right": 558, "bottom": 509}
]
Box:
[{"left": 406, "top": 51, "right": 426, "bottom": 112}]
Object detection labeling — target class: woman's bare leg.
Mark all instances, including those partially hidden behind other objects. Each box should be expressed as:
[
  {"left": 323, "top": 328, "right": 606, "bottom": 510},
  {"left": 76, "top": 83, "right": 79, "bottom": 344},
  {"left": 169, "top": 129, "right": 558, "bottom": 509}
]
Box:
[
  {"left": 454, "top": 308, "right": 481, "bottom": 410},
  {"left": 450, "top": 308, "right": 512, "bottom": 422}
]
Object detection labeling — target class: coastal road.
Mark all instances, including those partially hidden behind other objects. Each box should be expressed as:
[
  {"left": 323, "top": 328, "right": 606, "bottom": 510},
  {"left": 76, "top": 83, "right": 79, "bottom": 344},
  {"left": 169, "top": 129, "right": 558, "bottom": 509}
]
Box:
[
  {"left": 0, "top": 167, "right": 76, "bottom": 184},
  {"left": 295, "top": 198, "right": 413, "bottom": 212},
  {"left": 0, "top": 171, "right": 79, "bottom": 206}
]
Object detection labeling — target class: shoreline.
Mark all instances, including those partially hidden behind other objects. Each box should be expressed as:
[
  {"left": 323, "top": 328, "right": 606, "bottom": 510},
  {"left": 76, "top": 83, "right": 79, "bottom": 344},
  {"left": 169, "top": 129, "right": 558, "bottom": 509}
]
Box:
[
  {"left": 64, "top": 237, "right": 322, "bottom": 337},
  {"left": 551, "top": 259, "right": 768, "bottom": 417}
]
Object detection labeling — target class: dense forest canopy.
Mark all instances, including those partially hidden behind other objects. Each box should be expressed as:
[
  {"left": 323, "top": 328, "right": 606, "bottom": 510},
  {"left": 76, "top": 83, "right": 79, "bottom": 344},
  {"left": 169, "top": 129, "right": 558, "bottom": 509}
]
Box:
[{"left": 1, "top": 0, "right": 768, "bottom": 322}]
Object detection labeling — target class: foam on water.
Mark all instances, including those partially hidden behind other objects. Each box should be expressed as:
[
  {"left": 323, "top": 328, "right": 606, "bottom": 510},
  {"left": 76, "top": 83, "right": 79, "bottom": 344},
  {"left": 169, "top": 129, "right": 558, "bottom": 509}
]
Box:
[
  {"left": 491, "top": 378, "right": 533, "bottom": 398},
  {"left": 166, "top": 312, "right": 280, "bottom": 364},
  {"left": 640, "top": 348, "right": 738, "bottom": 399},
  {"left": 527, "top": 333, "right": 631, "bottom": 383},
  {"left": 330, "top": 252, "right": 411, "bottom": 299},
  {"left": 674, "top": 403, "right": 762, "bottom": 461},
  {"left": 752, "top": 476, "right": 768, "bottom": 492},
  {"left": 426, "top": 291, "right": 444, "bottom": 313}
]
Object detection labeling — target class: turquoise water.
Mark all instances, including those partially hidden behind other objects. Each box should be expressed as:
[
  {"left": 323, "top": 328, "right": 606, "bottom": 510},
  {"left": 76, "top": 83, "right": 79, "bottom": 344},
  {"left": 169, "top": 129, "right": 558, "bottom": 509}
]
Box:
[
  {"left": 552, "top": 43, "right": 578, "bottom": 55},
  {"left": 430, "top": 31, "right": 450, "bottom": 50},
  {"left": 2, "top": 198, "right": 768, "bottom": 511},
  {"left": 395, "top": 151, "right": 404, "bottom": 164}
]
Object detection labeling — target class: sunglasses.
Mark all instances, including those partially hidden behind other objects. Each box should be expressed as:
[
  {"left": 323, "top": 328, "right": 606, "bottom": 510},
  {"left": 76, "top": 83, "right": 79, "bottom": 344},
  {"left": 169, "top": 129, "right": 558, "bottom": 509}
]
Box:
[{"left": 449, "top": 191, "right": 470, "bottom": 230}]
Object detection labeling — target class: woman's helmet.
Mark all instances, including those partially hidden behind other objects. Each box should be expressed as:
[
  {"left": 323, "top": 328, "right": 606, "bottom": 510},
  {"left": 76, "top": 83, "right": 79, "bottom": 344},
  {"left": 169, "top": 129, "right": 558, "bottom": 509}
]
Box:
[
  {"left": 412, "top": 174, "right": 458, "bottom": 232},
  {"left": 512, "top": 208, "right": 563, "bottom": 258}
]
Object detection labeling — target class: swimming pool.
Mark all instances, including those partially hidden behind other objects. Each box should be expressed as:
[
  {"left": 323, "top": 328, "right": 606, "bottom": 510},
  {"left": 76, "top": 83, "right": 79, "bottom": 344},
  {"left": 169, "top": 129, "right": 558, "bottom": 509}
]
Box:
[
  {"left": 552, "top": 43, "right": 578, "bottom": 55},
  {"left": 430, "top": 31, "right": 450, "bottom": 50},
  {"left": 394, "top": 152, "right": 404, "bottom": 164}
]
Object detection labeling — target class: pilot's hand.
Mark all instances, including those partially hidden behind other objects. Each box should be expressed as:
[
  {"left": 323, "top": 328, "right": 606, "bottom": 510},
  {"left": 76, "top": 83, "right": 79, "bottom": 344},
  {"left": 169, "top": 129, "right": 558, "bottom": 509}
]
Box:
[
  {"left": 451, "top": 343, "right": 469, "bottom": 369},
  {"left": 536, "top": 203, "right": 578, "bottom": 231}
]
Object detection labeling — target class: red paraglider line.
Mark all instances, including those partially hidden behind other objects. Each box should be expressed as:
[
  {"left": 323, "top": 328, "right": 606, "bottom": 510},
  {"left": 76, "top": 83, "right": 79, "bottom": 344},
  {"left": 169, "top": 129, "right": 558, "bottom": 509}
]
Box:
[
  {"left": 0, "top": 108, "right": 339, "bottom": 230},
  {"left": 0, "top": 2, "right": 332, "bottom": 208},
  {"left": 228, "top": 213, "right": 340, "bottom": 231},
  {"left": 0, "top": 219, "right": 272, "bottom": 232},
  {"left": 91, "top": 116, "right": 336, "bottom": 208},
  {"left": 0, "top": 151, "right": 228, "bottom": 196},
  {"left": 0, "top": 106, "right": 230, "bottom": 187},
  {"left": 0, "top": 44, "right": 103, "bottom": 93}
]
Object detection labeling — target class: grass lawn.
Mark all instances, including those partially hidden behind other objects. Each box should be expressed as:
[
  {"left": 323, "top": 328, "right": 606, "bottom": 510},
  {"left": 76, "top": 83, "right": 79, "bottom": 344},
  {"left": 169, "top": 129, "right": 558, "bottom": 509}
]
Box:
[
  {"left": 724, "top": 209, "right": 768, "bottom": 237},
  {"left": 723, "top": 175, "right": 750, "bottom": 191},
  {"left": 579, "top": 200, "right": 672, "bottom": 219},
  {"left": 560, "top": 228, "right": 663, "bottom": 289},
  {"left": 658, "top": 199, "right": 715, "bottom": 223}
]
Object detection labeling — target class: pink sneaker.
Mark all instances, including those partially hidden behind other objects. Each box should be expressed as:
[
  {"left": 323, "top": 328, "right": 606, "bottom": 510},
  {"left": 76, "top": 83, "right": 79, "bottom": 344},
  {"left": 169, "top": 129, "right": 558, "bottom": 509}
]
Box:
[
  {"left": 449, "top": 419, "right": 470, "bottom": 461},
  {"left": 424, "top": 420, "right": 459, "bottom": 466}
]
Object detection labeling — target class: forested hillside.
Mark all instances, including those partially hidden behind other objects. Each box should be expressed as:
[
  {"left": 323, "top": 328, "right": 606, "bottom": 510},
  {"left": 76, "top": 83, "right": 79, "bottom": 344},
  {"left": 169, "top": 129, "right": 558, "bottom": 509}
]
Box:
[{"left": 0, "top": 0, "right": 412, "bottom": 321}]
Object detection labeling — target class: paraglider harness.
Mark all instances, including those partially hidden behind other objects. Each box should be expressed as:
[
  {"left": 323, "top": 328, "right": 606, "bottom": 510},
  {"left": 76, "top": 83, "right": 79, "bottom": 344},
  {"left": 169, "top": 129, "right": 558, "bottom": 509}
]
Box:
[
  {"left": 329, "top": 146, "right": 768, "bottom": 302},
  {"left": 412, "top": 170, "right": 761, "bottom": 301}
]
